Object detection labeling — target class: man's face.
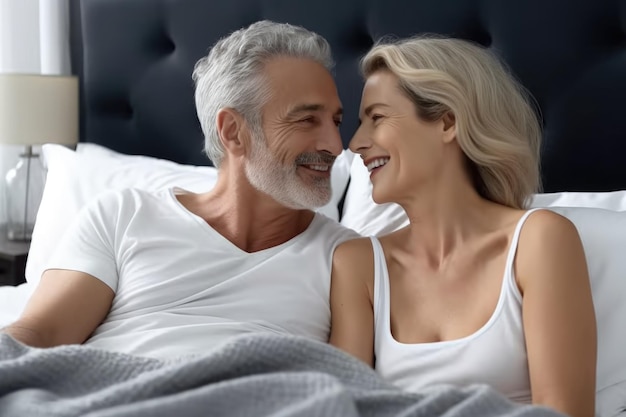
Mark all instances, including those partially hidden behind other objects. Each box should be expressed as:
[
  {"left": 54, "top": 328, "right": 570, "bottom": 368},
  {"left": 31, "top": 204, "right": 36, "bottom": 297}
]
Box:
[{"left": 245, "top": 57, "right": 344, "bottom": 210}]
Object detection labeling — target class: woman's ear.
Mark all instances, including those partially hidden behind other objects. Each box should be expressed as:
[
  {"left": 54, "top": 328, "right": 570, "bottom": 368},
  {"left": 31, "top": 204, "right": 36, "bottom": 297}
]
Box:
[
  {"left": 216, "top": 108, "right": 249, "bottom": 157},
  {"left": 441, "top": 111, "right": 457, "bottom": 144}
]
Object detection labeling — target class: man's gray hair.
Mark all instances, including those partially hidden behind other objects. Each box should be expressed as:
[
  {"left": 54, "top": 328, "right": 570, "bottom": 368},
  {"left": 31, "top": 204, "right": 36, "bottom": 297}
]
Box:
[{"left": 192, "top": 20, "right": 334, "bottom": 167}]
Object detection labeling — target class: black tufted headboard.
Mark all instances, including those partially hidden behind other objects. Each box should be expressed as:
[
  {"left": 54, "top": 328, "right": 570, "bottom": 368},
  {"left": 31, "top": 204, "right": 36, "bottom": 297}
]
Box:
[{"left": 69, "top": 0, "right": 626, "bottom": 192}]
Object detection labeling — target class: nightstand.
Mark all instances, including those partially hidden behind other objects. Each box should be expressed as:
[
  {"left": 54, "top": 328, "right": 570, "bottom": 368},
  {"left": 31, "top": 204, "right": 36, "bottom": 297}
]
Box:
[{"left": 0, "top": 225, "right": 30, "bottom": 286}]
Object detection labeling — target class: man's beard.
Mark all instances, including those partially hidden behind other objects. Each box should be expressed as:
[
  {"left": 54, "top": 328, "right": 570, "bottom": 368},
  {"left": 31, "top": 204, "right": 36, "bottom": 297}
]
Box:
[{"left": 244, "top": 133, "right": 336, "bottom": 210}]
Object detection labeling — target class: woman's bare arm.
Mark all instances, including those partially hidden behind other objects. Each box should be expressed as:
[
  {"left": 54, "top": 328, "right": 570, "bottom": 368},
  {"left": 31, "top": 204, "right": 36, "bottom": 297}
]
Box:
[
  {"left": 517, "top": 210, "right": 597, "bottom": 417},
  {"left": 329, "top": 238, "right": 376, "bottom": 367}
]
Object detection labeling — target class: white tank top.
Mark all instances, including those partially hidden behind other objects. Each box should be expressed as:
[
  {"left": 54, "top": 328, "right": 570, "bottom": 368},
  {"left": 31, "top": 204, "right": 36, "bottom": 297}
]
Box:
[{"left": 372, "top": 209, "right": 541, "bottom": 404}]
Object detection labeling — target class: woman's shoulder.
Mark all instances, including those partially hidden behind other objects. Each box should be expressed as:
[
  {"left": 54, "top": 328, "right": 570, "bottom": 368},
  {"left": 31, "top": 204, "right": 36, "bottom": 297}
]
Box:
[
  {"left": 334, "top": 236, "right": 376, "bottom": 261},
  {"left": 520, "top": 208, "right": 580, "bottom": 242},
  {"left": 515, "top": 208, "right": 583, "bottom": 266},
  {"left": 332, "top": 236, "right": 378, "bottom": 287},
  {"left": 516, "top": 208, "right": 586, "bottom": 288},
  {"left": 488, "top": 206, "right": 577, "bottom": 240}
]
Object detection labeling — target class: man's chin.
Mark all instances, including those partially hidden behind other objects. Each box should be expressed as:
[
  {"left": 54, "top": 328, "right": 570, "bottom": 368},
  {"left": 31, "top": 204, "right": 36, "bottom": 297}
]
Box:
[
  {"left": 300, "top": 192, "right": 332, "bottom": 210},
  {"left": 275, "top": 188, "right": 332, "bottom": 211}
]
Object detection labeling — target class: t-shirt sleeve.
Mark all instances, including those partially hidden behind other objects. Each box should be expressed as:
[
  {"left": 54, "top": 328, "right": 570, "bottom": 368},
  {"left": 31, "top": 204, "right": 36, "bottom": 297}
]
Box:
[{"left": 43, "top": 191, "right": 123, "bottom": 292}]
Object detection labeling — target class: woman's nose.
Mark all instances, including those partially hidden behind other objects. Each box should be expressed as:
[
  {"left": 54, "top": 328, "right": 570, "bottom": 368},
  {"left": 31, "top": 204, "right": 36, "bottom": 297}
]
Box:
[{"left": 348, "top": 125, "right": 371, "bottom": 154}]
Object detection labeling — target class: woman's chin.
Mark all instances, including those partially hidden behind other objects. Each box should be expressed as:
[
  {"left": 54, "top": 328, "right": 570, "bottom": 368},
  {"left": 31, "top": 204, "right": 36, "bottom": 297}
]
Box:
[{"left": 371, "top": 188, "right": 394, "bottom": 205}]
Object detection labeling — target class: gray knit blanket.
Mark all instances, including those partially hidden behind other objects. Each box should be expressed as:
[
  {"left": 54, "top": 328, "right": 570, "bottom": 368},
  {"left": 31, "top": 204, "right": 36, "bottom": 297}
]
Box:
[{"left": 0, "top": 333, "right": 563, "bottom": 417}]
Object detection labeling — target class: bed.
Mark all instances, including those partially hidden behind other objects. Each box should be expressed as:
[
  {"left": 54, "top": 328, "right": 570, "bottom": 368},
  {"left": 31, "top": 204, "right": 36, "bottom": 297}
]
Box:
[{"left": 1, "top": 0, "right": 625, "bottom": 415}]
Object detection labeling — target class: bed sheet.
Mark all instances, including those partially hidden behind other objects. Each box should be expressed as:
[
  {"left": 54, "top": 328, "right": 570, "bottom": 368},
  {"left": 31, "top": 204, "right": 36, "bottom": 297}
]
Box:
[{"left": 0, "top": 282, "right": 34, "bottom": 328}]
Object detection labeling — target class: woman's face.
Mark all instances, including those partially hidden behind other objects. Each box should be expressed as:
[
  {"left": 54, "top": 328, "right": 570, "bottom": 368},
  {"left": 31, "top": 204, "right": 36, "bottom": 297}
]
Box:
[{"left": 349, "top": 70, "right": 455, "bottom": 204}]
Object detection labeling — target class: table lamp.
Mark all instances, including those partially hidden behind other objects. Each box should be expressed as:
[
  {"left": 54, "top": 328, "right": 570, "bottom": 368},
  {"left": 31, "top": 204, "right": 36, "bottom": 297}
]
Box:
[{"left": 0, "top": 73, "right": 78, "bottom": 241}]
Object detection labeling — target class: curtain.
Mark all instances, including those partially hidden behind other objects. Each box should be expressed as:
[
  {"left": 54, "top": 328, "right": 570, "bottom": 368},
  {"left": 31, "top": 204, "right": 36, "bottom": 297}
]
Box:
[{"left": 0, "top": 0, "right": 71, "bottom": 223}]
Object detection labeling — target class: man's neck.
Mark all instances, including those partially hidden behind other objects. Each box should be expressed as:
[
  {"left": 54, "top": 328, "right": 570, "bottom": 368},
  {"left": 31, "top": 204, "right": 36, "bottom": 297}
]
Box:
[{"left": 177, "top": 171, "right": 316, "bottom": 253}]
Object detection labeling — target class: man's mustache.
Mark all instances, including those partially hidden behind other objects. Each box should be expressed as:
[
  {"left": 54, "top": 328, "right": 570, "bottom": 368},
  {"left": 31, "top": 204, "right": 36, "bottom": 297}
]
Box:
[{"left": 295, "top": 152, "right": 336, "bottom": 165}]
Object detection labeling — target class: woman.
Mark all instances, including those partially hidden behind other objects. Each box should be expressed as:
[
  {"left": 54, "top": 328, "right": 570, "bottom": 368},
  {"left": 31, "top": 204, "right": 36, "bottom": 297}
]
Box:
[{"left": 330, "top": 36, "right": 597, "bottom": 417}]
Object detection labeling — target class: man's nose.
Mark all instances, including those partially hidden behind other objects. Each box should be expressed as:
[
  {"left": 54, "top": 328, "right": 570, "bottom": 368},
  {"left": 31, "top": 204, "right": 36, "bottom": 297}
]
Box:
[{"left": 317, "top": 123, "right": 344, "bottom": 156}]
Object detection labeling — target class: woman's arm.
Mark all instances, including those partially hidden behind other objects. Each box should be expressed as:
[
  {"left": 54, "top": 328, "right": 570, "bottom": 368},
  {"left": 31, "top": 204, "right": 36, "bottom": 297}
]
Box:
[
  {"left": 517, "top": 210, "right": 597, "bottom": 417},
  {"left": 329, "top": 238, "right": 376, "bottom": 367}
]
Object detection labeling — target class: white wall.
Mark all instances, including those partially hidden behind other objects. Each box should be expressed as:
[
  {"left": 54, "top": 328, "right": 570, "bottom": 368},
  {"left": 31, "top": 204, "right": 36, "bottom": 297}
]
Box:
[
  {"left": 0, "top": 0, "right": 41, "bottom": 72},
  {"left": 0, "top": 0, "right": 70, "bottom": 224},
  {"left": 0, "top": 0, "right": 41, "bottom": 223}
]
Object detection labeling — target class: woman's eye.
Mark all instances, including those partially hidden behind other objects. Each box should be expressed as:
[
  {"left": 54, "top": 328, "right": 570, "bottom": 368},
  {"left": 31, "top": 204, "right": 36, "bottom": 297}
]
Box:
[{"left": 334, "top": 119, "right": 342, "bottom": 127}]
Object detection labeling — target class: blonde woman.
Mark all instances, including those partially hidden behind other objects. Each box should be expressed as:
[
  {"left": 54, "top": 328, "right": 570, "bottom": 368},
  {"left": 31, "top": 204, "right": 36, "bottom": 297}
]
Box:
[{"left": 330, "top": 36, "right": 596, "bottom": 417}]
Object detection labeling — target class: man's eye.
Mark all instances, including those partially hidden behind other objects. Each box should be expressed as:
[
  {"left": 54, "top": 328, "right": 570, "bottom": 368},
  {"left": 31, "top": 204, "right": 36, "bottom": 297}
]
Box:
[
  {"left": 299, "top": 117, "right": 316, "bottom": 124},
  {"left": 371, "top": 114, "right": 383, "bottom": 122},
  {"left": 334, "top": 119, "right": 342, "bottom": 127}
]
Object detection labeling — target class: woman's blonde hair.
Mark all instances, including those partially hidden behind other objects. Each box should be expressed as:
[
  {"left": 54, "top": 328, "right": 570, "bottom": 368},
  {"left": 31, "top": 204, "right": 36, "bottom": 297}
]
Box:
[{"left": 361, "top": 36, "right": 542, "bottom": 209}]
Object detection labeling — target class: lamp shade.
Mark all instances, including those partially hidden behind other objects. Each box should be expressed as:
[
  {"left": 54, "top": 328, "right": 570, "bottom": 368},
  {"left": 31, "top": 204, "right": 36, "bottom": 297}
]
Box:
[{"left": 0, "top": 73, "right": 78, "bottom": 146}]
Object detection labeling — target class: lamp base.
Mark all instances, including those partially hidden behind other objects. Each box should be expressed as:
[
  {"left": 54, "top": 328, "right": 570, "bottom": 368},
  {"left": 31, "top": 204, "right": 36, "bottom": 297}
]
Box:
[
  {"left": 4, "top": 146, "right": 45, "bottom": 242},
  {"left": 6, "top": 222, "right": 35, "bottom": 241}
]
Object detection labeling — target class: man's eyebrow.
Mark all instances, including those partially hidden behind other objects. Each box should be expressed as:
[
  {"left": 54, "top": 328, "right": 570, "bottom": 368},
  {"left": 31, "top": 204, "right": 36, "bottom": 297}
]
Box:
[{"left": 286, "top": 104, "right": 343, "bottom": 118}]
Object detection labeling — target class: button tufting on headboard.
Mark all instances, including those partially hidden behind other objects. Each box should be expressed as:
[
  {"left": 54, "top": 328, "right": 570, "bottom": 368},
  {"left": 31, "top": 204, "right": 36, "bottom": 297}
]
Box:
[
  {"left": 70, "top": 0, "right": 626, "bottom": 192},
  {"left": 346, "top": 24, "right": 374, "bottom": 55},
  {"left": 154, "top": 33, "right": 176, "bottom": 56},
  {"left": 621, "top": 0, "right": 626, "bottom": 33}
]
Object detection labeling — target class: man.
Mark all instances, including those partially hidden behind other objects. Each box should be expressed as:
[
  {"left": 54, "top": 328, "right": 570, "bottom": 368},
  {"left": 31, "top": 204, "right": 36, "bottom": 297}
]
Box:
[{"left": 3, "top": 20, "right": 358, "bottom": 359}]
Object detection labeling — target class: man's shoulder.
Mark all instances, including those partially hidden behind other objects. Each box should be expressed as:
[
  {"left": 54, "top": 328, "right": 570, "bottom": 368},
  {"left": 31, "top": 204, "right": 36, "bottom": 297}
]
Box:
[
  {"left": 90, "top": 187, "right": 171, "bottom": 209},
  {"left": 79, "top": 188, "right": 175, "bottom": 225},
  {"left": 312, "top": 213, "right": 361, "bottom": 242}
]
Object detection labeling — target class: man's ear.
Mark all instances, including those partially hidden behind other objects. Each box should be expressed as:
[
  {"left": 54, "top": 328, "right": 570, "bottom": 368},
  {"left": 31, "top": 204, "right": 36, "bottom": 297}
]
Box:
[
  {"left": 441, "top": 111, "right": 457, "bottom": 144},
  {"left": 216, "top": 108, "right": 249, "bottom": 157}
]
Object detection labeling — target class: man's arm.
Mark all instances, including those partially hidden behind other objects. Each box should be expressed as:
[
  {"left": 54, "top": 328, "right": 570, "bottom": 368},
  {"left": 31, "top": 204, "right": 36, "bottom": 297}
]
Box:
[
  {"left": 3, "top": 269, "right": 114, "bottom": 347},
  {"left": 3, "top": 191, "right": 124, "bottom": 348},
  {"left": 329, "top": 238, "right": 375, "bottom": 367},
  {"left": 517, "top": 210, "right": 597, "bottom": 417}
]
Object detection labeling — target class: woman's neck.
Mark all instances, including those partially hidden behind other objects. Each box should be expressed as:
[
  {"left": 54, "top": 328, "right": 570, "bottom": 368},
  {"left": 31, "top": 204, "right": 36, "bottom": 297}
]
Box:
[{"left": 397, "top": 175, "right": 499, "bottom": 268}]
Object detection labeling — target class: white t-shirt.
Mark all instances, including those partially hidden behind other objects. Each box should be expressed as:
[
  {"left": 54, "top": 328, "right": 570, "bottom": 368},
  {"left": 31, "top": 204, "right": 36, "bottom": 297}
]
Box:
[{"left": 45, "top": 188, "right": 359, "bottom": 359}]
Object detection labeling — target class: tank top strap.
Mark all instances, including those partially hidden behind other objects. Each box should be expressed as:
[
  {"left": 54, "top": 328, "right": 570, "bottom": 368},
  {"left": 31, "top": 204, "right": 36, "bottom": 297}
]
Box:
[
  {"left": 369, "top": 236, "right": 389, "bottom": 333},
  {"left": 503, "top": 208, "right": 545, "bottom": 298}
]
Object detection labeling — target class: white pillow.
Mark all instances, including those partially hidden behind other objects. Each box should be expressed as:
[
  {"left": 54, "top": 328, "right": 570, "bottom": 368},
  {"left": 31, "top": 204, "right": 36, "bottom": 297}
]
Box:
[
  {"left": 26, "top": 144, "right": 352, "bottom": 286},
  {"left": 530, "top": 190, "right": 626, "bottom": 211},
  {"left": 341, "top": 151, "right": 626, "bottom": 237},
  {"left": 340, "top": 156, "right": 626, "bottom": 416},
  {"left": 76, "top": 143, "right": 352, "bottom": 222},
  {"left": 26, "top": 144, "right": 218, "bottom": 285}
]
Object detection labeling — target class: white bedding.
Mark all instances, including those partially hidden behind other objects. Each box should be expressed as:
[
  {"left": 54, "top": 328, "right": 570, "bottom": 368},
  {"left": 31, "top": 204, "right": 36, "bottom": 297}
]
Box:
[
  {"left": 0, "top": 281, "right": 34, "bottom": 328},
  {"left": 1, "top": 144, "right": 624, "bottom": 416}
]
